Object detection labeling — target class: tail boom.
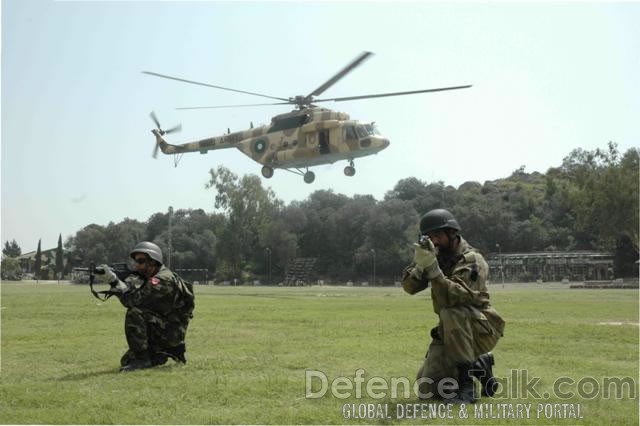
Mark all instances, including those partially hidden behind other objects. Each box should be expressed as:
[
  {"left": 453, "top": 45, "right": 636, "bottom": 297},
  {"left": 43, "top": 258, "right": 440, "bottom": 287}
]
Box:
[{"left": 151, "top": 129, "right": 248, "bottom": 155}]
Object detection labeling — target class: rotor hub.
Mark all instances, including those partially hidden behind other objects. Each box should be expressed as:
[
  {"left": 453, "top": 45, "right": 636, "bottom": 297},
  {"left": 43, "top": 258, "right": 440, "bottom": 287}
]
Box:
[{"left": 288, "top": 95, "right": 313, "bottom": 109}]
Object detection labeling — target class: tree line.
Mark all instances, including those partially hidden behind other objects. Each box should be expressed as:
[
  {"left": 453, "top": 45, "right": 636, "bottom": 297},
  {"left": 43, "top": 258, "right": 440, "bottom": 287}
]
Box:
[{"left": 3, "top": 142, "right": 638, "bottom": 282}]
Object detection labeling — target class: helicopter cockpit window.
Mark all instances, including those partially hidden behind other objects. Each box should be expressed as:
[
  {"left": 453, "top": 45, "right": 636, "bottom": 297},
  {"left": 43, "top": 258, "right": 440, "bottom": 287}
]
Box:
[
  {"left": 344, "top": 126, "right": 357, "bottom": 140},
  {"left": 355, "top": 126, "right": 368, "bottom": 139},
  {"left": 364, "top": 124, "right": 378, "bottom": 136}
]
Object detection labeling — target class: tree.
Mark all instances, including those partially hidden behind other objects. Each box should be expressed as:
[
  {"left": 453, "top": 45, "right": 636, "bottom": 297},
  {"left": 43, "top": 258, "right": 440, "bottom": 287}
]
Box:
[
  {"left": 1, "top": 257, "right": 22, "bottom": 280},
  {"left": 103, "top": 218, "right": 146, "bottom": 262},
  {"left": 153, "top": 209, "right": 221, "bottom": 273},
  {"left": 354, "top": 199, "right": 419, "bottom": 281},
  {"left": 34, "top": 239, "right": 42, "bottom": 280},
  {"left": 384, "top": 177, "right": 428, "bottom": 204},
  {"left": 54, "top": 141, "right": 638, "bottom": 282},
  {"left": 66, "top": 224, "right": 108, "bottom": 267},
  {"left": 259, "top": 219, "right": 298, "bottom": 277},
  {"left": 56, "top": 234, "right": 64, "bottom": 279},
  {"left": 146, "top": 212, "right": 169, "bottom": 241},
  {"left": 206, "top": 165, "right": 282, "bottom": 279},
  {"left": 593, "top": 146, "right": 639, "bottom": 254},
  {"left": 560, "top": 143, "right": 639, "bottom": 256},
  {"left": 386, "top": 178, "right": 453, "bottom": 215},
  {"left": 296, "top": 190, "right": 349, "bottom": 277},
  {"left": 3, "top": 239, "right": 22, "bottom": 257}
]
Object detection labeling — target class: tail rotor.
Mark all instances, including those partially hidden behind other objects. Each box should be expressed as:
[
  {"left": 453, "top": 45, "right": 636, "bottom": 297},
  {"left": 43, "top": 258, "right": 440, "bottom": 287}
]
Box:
[{"left": 149, "top": 111, "right": 181, "bottom": 158}]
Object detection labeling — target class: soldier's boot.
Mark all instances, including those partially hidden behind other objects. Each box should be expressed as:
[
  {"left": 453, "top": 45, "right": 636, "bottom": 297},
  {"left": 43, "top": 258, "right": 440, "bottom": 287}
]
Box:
[
  {"left": 120, "top": 350, "right": 135, "bottom": 367},
  {"left": 150, "top": 352, "right": 169, "bottom": 367},
  {"left": 165, "top": 343, "right": 187, "bottom": 364},
  {"left": 120, "top": 351, "right": 152, "bottom": 372},
  {"left": 471, "top": 352, "right": 498, "bottom": 397},
  {"left": 449, "top": 364, "right": 477, "bottom": 404}
]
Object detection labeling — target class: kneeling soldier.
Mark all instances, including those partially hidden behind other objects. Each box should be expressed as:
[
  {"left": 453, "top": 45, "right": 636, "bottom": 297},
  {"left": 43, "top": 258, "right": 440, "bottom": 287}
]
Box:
[
  {"left": 402, "top": 209, "right": 505, "bottom": 403},
  {"left": 100, "top": 241, "right": 195, "bottom": 372}
]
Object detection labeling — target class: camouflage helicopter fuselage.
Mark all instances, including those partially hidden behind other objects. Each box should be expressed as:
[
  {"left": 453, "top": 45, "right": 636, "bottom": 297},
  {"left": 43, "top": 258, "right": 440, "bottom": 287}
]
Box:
[{"left": 153, "top": 107, "right": 390, "bottom": 172}]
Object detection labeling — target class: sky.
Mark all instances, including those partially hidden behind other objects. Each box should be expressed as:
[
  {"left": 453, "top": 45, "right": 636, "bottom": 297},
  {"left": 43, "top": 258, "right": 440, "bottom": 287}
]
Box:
[{"left": 1, "top": 0, "right": 639, "bottom": 253}]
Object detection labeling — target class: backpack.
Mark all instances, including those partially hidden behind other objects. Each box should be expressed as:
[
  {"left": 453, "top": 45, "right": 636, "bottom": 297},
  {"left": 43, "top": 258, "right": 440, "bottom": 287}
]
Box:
[{"left": 173, "top": 272, "right": 195, "bottom": 322}]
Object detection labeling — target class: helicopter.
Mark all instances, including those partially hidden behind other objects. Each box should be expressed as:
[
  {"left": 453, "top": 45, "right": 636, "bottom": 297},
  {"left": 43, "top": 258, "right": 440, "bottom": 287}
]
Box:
[{"left": 144, "top": 51, "right": 471, "bottom": 183}]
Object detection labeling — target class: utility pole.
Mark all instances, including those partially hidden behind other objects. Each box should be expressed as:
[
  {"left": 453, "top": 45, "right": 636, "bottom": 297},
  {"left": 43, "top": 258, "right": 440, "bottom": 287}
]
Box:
[
  {"left": 496, "top": 243, "right": 504, "bottom": 287},
  {"left": 370, "top": 248, "right": 376, "bottom": 286},
  {"left": 168, "top": 206, "right": 173, "bottom": 269},
  {"left": 265, "top": 247, "right": 272, "bottom": 285}
]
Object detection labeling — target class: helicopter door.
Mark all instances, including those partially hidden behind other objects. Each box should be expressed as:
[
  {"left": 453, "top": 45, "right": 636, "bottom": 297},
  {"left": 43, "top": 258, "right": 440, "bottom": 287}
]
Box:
[{"left": 318, "top": 130, "right": 330, "bottom": 154}]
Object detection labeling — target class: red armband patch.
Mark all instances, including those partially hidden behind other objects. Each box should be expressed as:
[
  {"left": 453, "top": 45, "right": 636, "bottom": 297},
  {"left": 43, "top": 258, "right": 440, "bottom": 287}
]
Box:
[{"left": 150, "top": 277, "right": 160, "bottom": 286}]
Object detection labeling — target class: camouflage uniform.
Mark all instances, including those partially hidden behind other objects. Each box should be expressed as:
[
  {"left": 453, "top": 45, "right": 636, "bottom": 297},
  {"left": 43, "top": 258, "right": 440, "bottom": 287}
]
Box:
[
  {"left": 115, "top": 266, "right": 194, "bottom": 365},
  {"left": 402, "top": 236, "right": 505, "bottom": 397}
]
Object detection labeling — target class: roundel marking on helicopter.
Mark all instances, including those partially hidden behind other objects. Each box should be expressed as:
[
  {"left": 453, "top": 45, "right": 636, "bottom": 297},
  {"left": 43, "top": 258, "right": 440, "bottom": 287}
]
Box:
[{"left": 253, "top": 139, "right": 267, "bottom": 154}]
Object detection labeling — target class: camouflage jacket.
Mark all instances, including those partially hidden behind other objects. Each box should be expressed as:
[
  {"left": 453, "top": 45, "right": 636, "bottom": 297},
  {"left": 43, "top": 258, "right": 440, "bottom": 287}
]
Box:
[
  {"left": 402, "top": 237, "right": 505, "bottom": 334},
  {"left": 116, "top": 266, "right": 195, "bottom": 325}
]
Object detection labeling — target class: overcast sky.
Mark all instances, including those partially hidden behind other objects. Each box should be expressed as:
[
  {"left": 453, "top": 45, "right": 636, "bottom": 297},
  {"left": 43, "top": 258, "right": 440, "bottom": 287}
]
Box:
[{"left": 2, "top": 1, "right": 638, "bottom": 253}]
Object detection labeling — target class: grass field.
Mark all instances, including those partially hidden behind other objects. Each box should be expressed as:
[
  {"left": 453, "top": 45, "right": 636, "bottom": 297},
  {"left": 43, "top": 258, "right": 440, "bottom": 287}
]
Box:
[{"left": 1, "top": 281, "right": 638, "bottom": 425}]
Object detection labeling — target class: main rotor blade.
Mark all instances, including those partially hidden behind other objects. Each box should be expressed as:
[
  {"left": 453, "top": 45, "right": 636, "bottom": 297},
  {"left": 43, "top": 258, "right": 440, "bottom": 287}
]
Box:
[
  {"left": 306, "top": 51, "right": 373, "bottom": 98},
  {"left": 153, "top": 143, "right": 160, "bottom": 159},
  {"left": 149, "top": 111, "right": 161, "bottom": 129},
  {"left": 313, "top": 85, "right": 473, "bottom": 103},
  {"left": 176, "top": 102, "right": 293, "bottom": 110},
  {"left": 142, "top": 71, "right": 290, "bottom": 102}
]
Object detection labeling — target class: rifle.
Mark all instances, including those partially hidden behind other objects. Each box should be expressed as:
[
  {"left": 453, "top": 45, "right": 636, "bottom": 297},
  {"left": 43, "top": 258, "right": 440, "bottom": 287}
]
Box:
[{"left": 75, "top": 262, "right": 140, "bottom": 301}]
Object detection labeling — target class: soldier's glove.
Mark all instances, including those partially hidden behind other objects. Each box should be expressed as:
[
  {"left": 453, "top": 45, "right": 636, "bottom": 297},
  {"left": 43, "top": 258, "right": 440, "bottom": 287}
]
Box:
[
  {"left": 411, "top": 239, "right": 443, "bottom": 281},
  {"left": 97, "top": 264, "right": 129, "bottom": 293}
]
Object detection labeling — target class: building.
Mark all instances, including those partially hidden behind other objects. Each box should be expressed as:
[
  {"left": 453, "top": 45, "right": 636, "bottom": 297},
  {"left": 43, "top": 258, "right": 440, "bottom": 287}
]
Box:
[
  {"left": 487, "top": 251, "right": 613, "bottom": 283},
  {"left": 15, "top": 247, "right": 68, "bottom": 279}
]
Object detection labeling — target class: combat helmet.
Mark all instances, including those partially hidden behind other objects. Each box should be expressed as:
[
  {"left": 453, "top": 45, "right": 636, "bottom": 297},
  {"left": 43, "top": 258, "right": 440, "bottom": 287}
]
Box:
[
  {"left": 130, "top": 241, "right": 163, "bottom": 265},
  {"left": 420, "top": 209, "right": 461, "bottom": 234}
]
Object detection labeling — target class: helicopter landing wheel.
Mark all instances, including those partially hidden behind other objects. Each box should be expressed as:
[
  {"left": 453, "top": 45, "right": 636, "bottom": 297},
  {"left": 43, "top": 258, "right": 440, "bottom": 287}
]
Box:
[
  {"left": 303, "top": 171, "right": 315, "bottom": 184},
  {"left": 344, "top": 166, "right": 356, "bottom": 177},
  {"left": 261, "top": 166, "right": 274, "bottom": 179}
]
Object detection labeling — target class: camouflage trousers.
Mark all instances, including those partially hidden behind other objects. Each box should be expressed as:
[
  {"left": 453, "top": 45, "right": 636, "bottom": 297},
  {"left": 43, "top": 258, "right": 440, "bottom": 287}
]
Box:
[
  {"left": 124, "top": 307, "right": 188, "bottom": 355},
  {"left": 416, "top": 305, "right": 500, "bottom": 397}
]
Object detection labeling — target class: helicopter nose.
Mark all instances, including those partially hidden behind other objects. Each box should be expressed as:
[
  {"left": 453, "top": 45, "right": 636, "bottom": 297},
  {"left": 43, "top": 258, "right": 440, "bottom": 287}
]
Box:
[{"left": 381, "top": 138, "right": 390, "bottom": 149}]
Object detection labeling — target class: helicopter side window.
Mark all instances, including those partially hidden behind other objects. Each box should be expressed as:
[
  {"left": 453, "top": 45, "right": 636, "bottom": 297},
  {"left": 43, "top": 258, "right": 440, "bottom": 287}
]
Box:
[
  {"left": 355, "top": 126, "right": 368, "bottom": 139},
  {"left": 344, "top": 126, "right": 357, "bottom": 140}
]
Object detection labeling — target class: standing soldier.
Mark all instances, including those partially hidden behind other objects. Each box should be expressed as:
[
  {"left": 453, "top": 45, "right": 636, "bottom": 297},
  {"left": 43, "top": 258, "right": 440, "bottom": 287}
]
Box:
[
  {"left": 402, "top": 209, "right": 505, "bottom": 403},
  {"left": 100, "top": 241, "right": 195, "bottom": 372}
]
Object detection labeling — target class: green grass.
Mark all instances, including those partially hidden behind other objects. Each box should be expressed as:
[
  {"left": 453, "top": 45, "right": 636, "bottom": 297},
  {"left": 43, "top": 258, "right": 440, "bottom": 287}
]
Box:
[{"left": 1, "top": 282, "right": 638, "bottom": 424}]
